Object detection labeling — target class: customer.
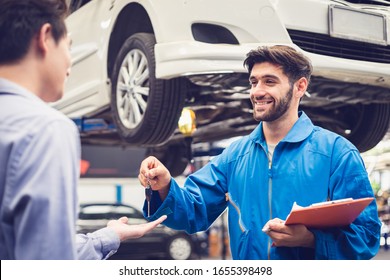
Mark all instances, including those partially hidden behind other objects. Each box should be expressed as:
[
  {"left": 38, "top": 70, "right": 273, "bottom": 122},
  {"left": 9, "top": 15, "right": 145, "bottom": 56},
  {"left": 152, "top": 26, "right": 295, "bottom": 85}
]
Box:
[
  {"left": 0, "top": 0, "right": 166, "bottom": 260},
  {"left": 139, "top": 45, "right": 381, "bottom": 259}
]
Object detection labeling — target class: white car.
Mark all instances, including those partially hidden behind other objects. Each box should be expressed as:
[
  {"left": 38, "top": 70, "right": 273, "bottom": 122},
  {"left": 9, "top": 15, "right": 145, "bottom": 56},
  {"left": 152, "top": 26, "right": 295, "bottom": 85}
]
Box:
[{"left": 55, "top": 0, "right": 390, "bottom": 174}]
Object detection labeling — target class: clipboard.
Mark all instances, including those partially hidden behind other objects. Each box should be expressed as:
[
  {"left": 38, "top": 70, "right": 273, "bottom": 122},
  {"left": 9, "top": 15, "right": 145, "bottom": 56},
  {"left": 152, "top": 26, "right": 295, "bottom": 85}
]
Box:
[{"left": 284, "top": 197, "right": 374, "bottom": 228}]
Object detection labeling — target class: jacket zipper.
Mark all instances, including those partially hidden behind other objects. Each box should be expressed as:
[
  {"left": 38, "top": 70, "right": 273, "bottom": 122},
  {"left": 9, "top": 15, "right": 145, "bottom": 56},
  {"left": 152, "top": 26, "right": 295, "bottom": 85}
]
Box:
[{"left": 267, "top": 147, "right": 273, "bottom": 260}]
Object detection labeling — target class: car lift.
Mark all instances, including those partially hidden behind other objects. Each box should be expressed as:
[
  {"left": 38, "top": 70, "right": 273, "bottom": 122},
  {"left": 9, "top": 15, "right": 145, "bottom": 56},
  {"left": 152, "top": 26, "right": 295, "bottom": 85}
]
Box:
[{"left": 72, "top": 117, "right": 117, "bottom": 134}]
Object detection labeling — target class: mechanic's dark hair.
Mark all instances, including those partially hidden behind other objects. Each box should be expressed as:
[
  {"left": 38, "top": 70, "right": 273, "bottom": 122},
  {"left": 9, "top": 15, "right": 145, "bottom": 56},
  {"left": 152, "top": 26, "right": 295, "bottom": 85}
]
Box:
[
  {"left": 244, "top": 45, "right": 313, "bottom": 85},
  {"left": 0, "top": 0, "right": 69, "bottom": 64}
]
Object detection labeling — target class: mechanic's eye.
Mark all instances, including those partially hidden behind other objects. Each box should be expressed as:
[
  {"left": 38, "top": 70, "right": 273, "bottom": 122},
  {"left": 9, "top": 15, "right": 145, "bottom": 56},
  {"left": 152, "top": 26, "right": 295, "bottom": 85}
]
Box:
[{"left": 265, "top": 79, "right": 276, "bottom": 85}]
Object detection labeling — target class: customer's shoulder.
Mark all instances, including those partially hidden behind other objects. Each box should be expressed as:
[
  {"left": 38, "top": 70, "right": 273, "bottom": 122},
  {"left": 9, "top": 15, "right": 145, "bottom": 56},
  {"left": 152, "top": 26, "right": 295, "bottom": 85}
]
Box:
[{"left": 11, "top": 95, "right": 76, "bottom": 135}]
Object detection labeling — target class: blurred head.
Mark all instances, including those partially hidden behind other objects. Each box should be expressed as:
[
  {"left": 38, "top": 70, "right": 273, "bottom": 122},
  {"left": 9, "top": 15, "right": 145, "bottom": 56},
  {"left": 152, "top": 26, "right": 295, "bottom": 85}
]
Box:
[
  {"left": 0, "top": 0, "right": 71, "bottom": 102},
  {"left": 0, "top": 0, "right": 69, "bottom": 64}
]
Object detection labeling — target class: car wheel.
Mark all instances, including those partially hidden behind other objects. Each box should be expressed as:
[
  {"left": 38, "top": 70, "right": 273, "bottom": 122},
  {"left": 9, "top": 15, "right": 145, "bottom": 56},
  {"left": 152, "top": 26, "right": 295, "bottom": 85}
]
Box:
[
  {"left": 111, "top": 33, "right": 186, "bottom": 145},
  {"left": 347, "top": 103, "right": 390, "bottom": 152},
  {"left": 320, "top": 103, "right": 390, "bottom": 153},
  {"left": 167, "top": 235, "right": 193, "bottom": 260}
]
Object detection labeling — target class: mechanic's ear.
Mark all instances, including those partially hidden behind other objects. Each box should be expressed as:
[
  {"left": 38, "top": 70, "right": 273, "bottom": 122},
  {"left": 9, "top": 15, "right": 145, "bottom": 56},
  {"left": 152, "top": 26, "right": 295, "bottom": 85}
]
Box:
[{"left": 294, "top": 77, "right": 308, "bottom": 99}]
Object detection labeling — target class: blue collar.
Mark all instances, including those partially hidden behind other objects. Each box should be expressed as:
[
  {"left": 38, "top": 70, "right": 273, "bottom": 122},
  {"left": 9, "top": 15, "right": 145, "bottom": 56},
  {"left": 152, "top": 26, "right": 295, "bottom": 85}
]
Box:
[{"left": 249, "top": 111, "right": 314, "bottom": 146}]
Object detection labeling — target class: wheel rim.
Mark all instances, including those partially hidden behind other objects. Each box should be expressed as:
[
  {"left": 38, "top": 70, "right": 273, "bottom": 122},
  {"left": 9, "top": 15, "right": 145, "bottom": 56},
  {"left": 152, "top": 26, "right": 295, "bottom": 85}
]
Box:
[
  {"left": 168, "top": 237, "right": 192, "bottom": 260},
  {"left": 116, "top": 49, "right": 149, "bottom": 129}
]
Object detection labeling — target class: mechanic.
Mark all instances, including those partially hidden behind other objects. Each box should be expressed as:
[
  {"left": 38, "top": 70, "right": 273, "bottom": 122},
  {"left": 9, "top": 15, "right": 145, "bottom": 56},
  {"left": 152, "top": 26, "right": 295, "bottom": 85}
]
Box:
[
  {"left": 0, "top": 0, "right": 166, "bottom": 260},
  {"left": 139, "top": 45, "right": 381, "bottom": 259}
]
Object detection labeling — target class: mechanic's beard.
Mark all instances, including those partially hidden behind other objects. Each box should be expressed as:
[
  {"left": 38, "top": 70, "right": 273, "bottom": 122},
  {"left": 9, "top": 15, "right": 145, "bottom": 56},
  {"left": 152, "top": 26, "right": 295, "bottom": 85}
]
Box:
[{"left": 253, "top": 86, "right": 293, "bottom": 122}]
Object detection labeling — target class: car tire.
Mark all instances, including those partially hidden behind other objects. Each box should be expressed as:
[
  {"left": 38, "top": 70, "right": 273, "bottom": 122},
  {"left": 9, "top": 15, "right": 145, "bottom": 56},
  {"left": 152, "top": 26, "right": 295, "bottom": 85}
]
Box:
[
  {"left": 318, "top": 103, "right": 390, "bottom": 153},
  {"left": 347, "top": 103, "right": 390, "bottom": 153},
  {"left": 167, "top": 235, "right": 193, "bottom": 260},
  {"left": 111, "top": 33, "right": 186, "bottom": 145}
]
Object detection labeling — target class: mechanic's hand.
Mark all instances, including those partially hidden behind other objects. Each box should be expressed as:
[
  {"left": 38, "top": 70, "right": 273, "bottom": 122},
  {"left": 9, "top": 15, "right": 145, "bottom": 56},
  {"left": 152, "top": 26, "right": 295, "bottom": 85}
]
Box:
[
  {"left": 262, "top": 218, "right": 315, "bottom": 248},
  {"left": 107, "top": 215, "right": 167, "bottom": 242},
  {"left": 138, "top": 156, "right": 171, "bottom": 200}
]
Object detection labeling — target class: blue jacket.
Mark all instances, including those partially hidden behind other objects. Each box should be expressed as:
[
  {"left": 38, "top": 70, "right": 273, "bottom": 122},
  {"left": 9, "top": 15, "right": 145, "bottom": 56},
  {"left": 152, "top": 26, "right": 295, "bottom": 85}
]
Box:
[{"left": 147, "top": 111, "right": 381, "bottom": 259}]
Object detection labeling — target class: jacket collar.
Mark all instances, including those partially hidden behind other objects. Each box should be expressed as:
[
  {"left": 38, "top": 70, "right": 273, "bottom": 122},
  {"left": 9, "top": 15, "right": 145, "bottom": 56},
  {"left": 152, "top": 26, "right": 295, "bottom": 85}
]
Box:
[{"left": 249, "top": 111, "right": 314, "bottom": 146}]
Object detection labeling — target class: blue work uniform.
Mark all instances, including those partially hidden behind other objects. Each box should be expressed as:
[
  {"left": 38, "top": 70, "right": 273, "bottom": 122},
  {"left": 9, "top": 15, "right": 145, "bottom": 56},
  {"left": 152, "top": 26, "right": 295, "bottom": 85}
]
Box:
[{"left": 146, "top": 111, "right": 381, "bottom": 259}]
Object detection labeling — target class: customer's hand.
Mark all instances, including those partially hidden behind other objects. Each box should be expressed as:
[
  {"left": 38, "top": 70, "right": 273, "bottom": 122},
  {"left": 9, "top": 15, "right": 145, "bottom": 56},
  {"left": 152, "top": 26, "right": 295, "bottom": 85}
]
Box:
[
  {"left": 107, "top": 215, "right": 167, "bottom": 242},
  {"left": 139, "top": 156, "right": 172, "bottom": 200}
]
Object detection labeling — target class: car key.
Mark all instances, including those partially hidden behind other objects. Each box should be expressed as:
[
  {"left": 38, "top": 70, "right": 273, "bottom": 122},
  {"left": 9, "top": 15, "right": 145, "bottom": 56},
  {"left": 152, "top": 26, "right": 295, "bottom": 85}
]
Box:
[{"left": 145, "top": 177, "right": 153, "bottom": 217}]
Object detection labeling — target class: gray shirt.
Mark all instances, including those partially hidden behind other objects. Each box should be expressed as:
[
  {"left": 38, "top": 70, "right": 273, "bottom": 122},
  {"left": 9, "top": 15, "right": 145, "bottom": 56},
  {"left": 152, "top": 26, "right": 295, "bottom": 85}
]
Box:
[{"left": 0, "top": 78, "right": 119, "bottom": 259}]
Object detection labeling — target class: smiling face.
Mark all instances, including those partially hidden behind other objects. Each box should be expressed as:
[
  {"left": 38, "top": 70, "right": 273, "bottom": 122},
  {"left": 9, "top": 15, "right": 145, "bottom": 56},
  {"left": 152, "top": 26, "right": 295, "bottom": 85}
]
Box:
[{"left": 249, "top": 62, "right": 298, "bottom": 123}]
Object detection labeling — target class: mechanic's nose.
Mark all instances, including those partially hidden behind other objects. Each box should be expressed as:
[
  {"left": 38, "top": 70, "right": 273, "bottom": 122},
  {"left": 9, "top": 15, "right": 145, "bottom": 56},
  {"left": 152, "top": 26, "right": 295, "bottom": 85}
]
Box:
[{"left": 250, "top": 83, "right": 266, "bottom": 95}]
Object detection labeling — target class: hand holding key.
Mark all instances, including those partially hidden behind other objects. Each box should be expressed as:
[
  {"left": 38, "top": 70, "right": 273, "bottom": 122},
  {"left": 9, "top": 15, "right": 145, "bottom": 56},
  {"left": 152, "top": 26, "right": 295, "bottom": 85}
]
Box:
[{"left": 139, "top": 156, "right": 172, "bottom": 203}]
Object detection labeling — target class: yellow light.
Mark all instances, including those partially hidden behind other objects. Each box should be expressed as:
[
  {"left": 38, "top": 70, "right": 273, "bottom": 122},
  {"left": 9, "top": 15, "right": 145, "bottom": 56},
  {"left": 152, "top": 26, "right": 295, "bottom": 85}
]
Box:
[{"left": 178, "top": 108, "right": 196, "bottom": 137}]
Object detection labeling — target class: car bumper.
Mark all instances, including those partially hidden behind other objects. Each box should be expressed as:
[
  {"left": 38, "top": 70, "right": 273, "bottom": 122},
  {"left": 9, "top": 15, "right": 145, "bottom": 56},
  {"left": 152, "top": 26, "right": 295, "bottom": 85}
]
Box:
[
  {"left": 155, "top": 41, "right": 390, "bottom": 89},
  {"left": 153, "top": 0, "right": 390, "bottom": 88}
]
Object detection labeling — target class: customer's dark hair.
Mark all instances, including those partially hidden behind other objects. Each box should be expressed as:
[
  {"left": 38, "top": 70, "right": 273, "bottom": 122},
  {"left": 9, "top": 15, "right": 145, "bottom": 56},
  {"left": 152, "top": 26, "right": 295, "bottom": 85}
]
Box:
[
  {"left": 243, "top": 45, "right": 313, "bottom": 85},
  {"left": 0, "top": 0, "right": 69, "bottom": 64}
]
